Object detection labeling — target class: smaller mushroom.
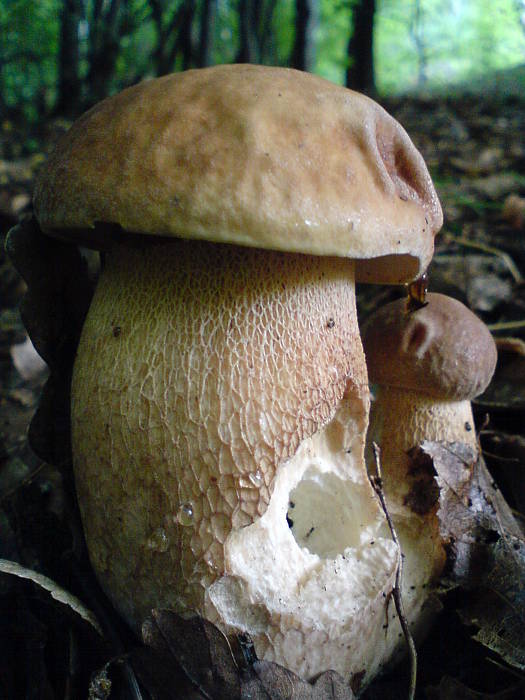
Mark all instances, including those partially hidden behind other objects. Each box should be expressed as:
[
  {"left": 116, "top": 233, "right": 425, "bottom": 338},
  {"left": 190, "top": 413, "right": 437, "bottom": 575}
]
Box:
[
  {"left": 361, "top": 293, "right": 497, "bottom": 633},
  {"left": 362, "top": 293, "right": 497, "bottom": 467}
]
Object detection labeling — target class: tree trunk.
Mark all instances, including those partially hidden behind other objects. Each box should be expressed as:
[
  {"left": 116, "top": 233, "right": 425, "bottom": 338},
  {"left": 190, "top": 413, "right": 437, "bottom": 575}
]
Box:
[
  {"left": 290, "top": 0, "right": 318, "bottom": 72},
  {"left": 55, "top": 0, "right": 83, "bottom": 117},
  {"left": 198, "top": 0, "right": 216, "bottom": 67},
  {"left": 258, "top": 0, "right": 278, "bottom": 64},
  {"left": 236, "top": 0, "right": 260, "bottom": 63},
  {"left": 85, "top": 0, "right": 123, "bottom": 106},
  {"left": 180, "top": 1, "right": 196, "bottom": 70},
  {"left": 410, "top": 0, "right": 427, "bottom": 87},
  {"left": 346, "top": 0, "right": 376, "bottom": 95},
  {"left": 150, "top": 0, "right": 197, "bottom": 75}
]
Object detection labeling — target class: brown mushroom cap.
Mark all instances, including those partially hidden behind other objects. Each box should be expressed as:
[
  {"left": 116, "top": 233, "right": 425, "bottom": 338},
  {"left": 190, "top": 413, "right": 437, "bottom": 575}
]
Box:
[
  {"left": 33, "top": 64, "right": 442, "bottom": 284},
  {"left": 362, "top": 293, "right": 497, "bottom": 400}
]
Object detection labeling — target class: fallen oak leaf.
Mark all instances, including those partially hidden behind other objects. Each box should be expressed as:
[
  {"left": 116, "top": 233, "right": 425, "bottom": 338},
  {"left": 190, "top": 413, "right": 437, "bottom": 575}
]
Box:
[
  {"left": 5, "top": 216, "right": 95, "bottom": 470},
  {"left": 241, "top": 660, "right": 312, "bottom": 700},
  {"left": 128, "top": 645, "right": 204, "bottom": 700},
  {"left": 5, "top": 216, "right": 93, "bottom": 373},
  {"left": 501, "top": 194, "right": 525, "bottom": 230},
  {"left": 137, "top": 610, "right": 355, "bottom": 700},
  {"left": 242, "top": 661, "right": 355, "bottom": 699},
  {"left": 417, "top": 442, "right": 525, "bottom": 670},
  {"left": 457, "top": 535, "right": 525, "bottom": 670},
  {"left": 312, "top": 671, "right": 355, "bottom": 699},
  {"left": 141, "top": 609, "right": 241, "bottom": 700}
]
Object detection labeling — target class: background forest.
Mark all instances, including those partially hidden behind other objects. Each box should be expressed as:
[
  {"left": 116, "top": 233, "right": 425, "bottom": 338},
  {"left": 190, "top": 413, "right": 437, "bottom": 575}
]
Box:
[{"left": 1, "top": 0, "right": 525, "bottom": 132}]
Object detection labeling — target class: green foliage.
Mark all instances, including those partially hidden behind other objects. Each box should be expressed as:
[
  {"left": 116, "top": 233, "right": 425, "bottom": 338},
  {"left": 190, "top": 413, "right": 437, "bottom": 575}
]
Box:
[
  {"left": 212, "top": 0, "right": 240, "bottom": 65},
  {"left": 271, "top": 0, "right": 296, "bottom": 66},
  {"left": 1, "top": 0, "right": 524, "bottom": 129},
  {"left": 376, "top": 0, "right": 525, "bottom": 94},
  {"left": 315, "top": 0, "right": 354, "bottom": 83},
  {"left": 113, "top": 5, "right": 157, "bottom": 85},
  {"left": 0, "top": 0, "right": 60, "bottom": 121}
]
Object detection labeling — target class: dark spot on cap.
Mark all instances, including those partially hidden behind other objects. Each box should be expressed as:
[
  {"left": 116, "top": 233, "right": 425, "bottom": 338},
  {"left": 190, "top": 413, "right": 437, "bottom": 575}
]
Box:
[{"left": 405, "top": 320, "right": 428, "bottom": 354}]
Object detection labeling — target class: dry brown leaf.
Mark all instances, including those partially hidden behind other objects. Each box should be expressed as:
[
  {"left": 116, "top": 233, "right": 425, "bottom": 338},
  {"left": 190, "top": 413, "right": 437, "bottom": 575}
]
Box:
[
  {"left": 10, "top": 335, "right": 48, "bottom": 381},
  {"left": 243, "top": 661, "right": 355, "bottom": 699},
  {"left": 141, "top": 610, "right": 241, "bottom": 700},
  {"left": 457, "top": 535, "right": 525, "bottom": 670},
  {"left": 418, "top": 442, "right": 525, "bottom": 670},
  {"left": 431, "top": 254, "right": 513, "bottom": 313},
  {"left": 136, "top": 610, "right": 355, "bottom": 700},
  {"left": 450, "top": 147, "right": 504, "bottom": 176},
  {"left": 467, "top": 174, "right": 521, "bottom": 200},
  {"left": 5, "top": 216, "right": 94, "bottom": 468},
  {"left": 501, "top": 195, "right": 525, "bottom": 230}
]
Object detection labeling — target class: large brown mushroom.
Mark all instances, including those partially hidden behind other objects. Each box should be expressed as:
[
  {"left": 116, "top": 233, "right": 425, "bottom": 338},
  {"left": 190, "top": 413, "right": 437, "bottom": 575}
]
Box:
[{"left": 33, "top": 65, "right": 442, "bottom": 683}]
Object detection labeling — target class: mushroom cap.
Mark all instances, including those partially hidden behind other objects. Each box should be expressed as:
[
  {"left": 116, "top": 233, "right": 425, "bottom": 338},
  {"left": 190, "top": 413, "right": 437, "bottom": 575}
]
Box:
[
  {"left": 362, "top": 293, "right": 497, "bottom": 400},
  {"left": 33, "top": 64, "right": 442, "bottom": 284}
]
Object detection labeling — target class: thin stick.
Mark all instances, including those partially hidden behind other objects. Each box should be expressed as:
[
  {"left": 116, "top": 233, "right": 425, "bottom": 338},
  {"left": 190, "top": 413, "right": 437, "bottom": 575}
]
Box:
[
  {"left": 487, "top": 320, "right": 525, "bottom": 332},
  {"left": 369, "top": 443, "right": 417, "bottom": 700},
  {"left": 442, "top": 233, "right": 523, "bottom": 284}
]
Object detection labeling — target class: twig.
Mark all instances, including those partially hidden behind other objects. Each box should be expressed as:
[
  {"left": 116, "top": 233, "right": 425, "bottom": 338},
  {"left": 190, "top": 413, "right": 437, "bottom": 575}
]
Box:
[
  {"left": 442, "top": 232, "right": 523, "bottom": 284},
  {"left": 487, "top": 320, "right": 525, "bottom": 332},
  {"left": 0, "top": 460, "right": 47, "bottom": 503},
  {"left": 485, "top": 655, "right": 525, "bottom": 681},
  {"left": 479, "top": 449, "right": 520, "bottom": 464},
  {"left": 368, "top": 443, "right": 417, "bottom": 700}
]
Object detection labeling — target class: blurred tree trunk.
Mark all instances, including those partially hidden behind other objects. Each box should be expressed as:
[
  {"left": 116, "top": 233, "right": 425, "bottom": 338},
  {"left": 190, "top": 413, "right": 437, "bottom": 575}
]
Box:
[
  {"left": 237, "top": 0, "right": 261, "bottom": 63},
  {"left": 180, "top": 1, "right": 196, "bottom": 70},
  {"left": 258, "top": 0, "right": 278, "bottom": 63},
  {"left": 84, "top": 0, "right": 146, "bottom": 106},
  {"left": 290, "top": 0, "right": 318, "bottom": 72},
  {"left": 150, "top": 0, "right": 197, "bottom": 75},
  {"left": 55, "top": 0, "right": 84, "bottom": 117},
  {"left": 236, "top": 0, "right": 278, "bottom": 64},
  {"left": 410, "top": 0, "right": 427, "bottom": 87},
  {"left": 197, "top": 0, "right": 216, "bottom": 67},
  {"left": 346, "top": 0, "right": 376, "bottom": 95},
  {"left": 85, "top": 0, "right": 123, "bottom": 106}
]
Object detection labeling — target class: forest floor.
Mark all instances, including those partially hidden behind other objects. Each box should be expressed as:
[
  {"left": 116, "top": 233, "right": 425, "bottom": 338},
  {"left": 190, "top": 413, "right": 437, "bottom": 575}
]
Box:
[{"left": 1, "top": 94, "right": 524, "bottom": 700}]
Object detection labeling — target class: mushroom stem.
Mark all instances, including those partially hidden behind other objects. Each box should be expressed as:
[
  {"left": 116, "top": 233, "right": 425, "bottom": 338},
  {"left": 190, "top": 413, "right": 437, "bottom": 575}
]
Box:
[
  {"left": 368, "top": 386, "right": 477, "bottom": 508},
  {"left": 71, "top": 238, "right": 369, "bottom": 632}
]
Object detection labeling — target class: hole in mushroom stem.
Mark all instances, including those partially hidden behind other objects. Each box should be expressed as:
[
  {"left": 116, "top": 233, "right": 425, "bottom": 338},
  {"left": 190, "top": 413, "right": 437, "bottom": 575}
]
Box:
[{"left": 286, "top": 468, "right": 363, "bottom": 558}]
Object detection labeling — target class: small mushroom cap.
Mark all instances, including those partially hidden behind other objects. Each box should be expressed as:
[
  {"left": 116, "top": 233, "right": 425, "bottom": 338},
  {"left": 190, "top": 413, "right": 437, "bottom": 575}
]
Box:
[
  {"left": 362, "top": 293, "right": 497, "bottom": 400},
  {"left": 34, "top": 64, "right": 442, "bottom": 284}
]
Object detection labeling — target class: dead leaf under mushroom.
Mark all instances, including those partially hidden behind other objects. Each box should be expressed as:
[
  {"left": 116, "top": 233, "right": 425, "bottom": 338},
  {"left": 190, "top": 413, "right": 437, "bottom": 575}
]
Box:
[
  {"left": 129, "top": 609, "right": 356, "bottom": 700},
  {"left": 416, "top": 441, "right": 525, "bottom": 671}
]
